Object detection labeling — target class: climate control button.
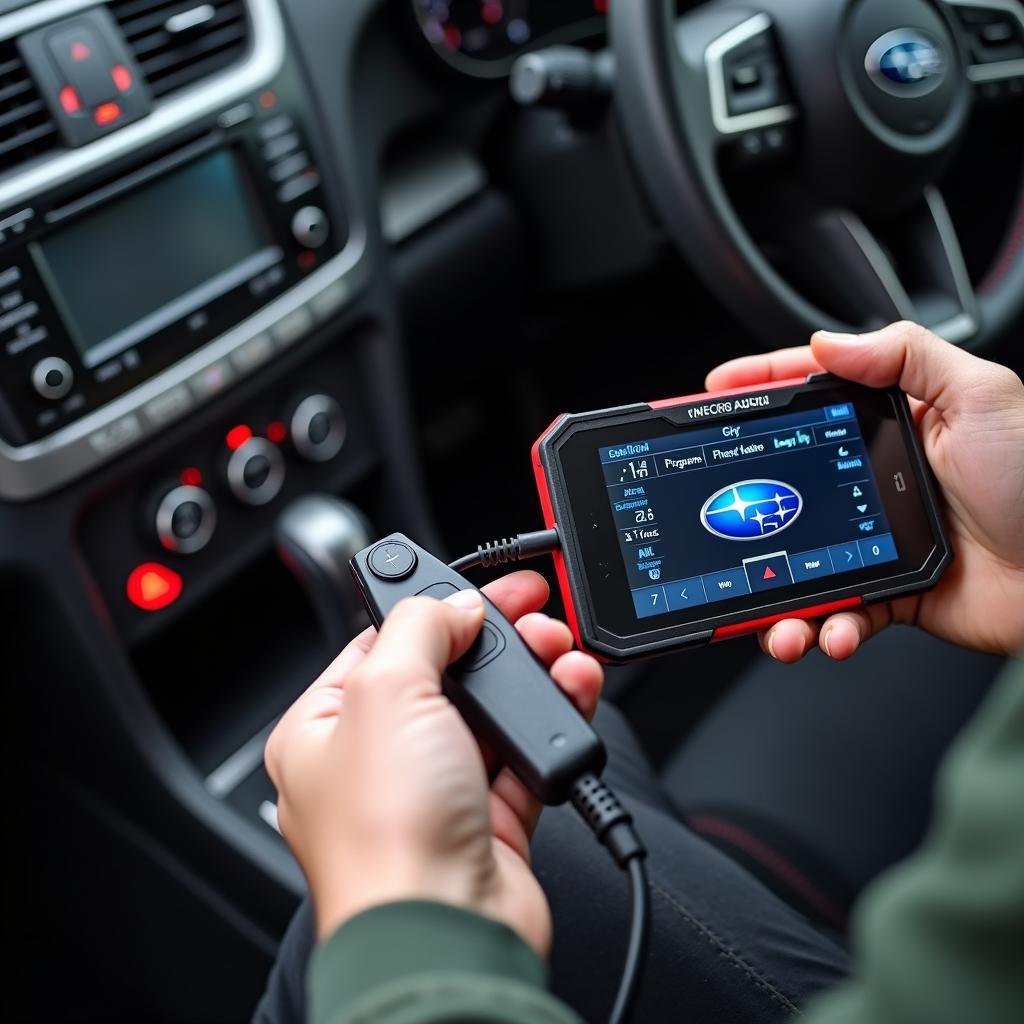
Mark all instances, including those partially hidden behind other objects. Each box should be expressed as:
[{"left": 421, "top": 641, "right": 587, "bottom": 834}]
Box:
[
  {"left": 227, "top": 436, "right": 285, "bottom": 505},
  {"left": 290, "top": 393, "right": 345, "bottom": 462},
  {"left": 291, "top": 205, "right": 329, "bottom": 249},
  {"left": 155, "top": 484, "right": 216, "bottom": 554},
  {"left": 31, "top": 356, "right": 74, "bottom": 400}
]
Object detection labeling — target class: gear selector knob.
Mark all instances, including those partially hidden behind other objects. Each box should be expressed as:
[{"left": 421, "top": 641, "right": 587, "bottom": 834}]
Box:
[{"left": 275, "top": 494, "right": 373, "bottom": 651}]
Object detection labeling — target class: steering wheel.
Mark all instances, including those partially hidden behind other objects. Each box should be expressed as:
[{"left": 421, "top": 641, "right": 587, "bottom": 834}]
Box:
[{"left": 610, "top": 0, "right": 1024, "bottom": 349}]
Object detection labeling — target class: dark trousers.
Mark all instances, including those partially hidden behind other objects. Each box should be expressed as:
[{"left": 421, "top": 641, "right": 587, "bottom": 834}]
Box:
[{"left": 253, "top": 628, "right": 1001, "bottom": 1024}]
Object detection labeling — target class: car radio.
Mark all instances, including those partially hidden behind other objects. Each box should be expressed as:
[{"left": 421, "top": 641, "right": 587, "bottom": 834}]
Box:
[
  {"left": 0, "top": 100, "right": 344, "bottom": 452},
  {"left": 533, "top": 374, "right": 951, "bottom": 661}
]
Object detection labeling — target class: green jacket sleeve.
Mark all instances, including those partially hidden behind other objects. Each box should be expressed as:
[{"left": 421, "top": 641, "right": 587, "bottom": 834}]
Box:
[
  {"left": 803, "top": 656, "right": 1024, "bottom": 1024},
  {"left": 308, "top": 900, "right": 582, "bottom": 1024}
]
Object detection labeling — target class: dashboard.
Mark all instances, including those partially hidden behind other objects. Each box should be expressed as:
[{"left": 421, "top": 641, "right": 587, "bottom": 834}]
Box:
[{"left": 411, "top": 0, "right": 606, "bottom": 75}]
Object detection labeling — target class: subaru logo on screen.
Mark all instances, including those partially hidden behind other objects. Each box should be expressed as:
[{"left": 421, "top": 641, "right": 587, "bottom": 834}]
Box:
[
  {"left": 700, "top": 480, "right": 803, "bottom": 541},
  {"left": 865, "top": 29, "right": 946, "bottom": 97}
]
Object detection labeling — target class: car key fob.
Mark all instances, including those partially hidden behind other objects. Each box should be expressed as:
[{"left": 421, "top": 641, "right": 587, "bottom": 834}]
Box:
[{"left": 350, "top": 534, "right": 607, "bottom": 805}]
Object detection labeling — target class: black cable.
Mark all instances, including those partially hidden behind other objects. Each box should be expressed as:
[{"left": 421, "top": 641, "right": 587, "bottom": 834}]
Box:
[
  {"left": 571, "top": 773, "right": 650, "bottom": 1024},
  {"left": 451, "top": 530, "right": 650, "bottom": 1020},
  {"left": 448, "top": 528, "right": 560, "bottom": 573}
]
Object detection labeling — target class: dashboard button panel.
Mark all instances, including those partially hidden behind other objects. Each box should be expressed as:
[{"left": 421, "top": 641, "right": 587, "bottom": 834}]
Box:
[
  {"left": 155, "top": 484, "right": 217, "bottom": 554},
  {"left": 227, "top": 436, "right": 285, "bottom": 505}
]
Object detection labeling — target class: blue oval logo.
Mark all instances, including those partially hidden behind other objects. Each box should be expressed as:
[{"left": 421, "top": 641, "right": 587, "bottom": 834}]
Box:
[
  {"left": 700, "top": 479, "right": 803, "bottom": 541},
  {"left": 865, "top": 30, "right": 946, "bottom": 97}
]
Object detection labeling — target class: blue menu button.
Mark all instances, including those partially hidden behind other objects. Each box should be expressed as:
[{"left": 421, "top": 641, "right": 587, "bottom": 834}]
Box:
[
  {"left": 701, "top": 567, "right": 750, "bottom": 602},
  {"left": 632, "top": 584, "right": 668, "bottom": 619},
  {"left": 826, "top": 403, "right": 853, "bottom": 421},
  {"left": 666, "top": 576, "right": 708, "bottom": 612},
  {"left": 791, "top": 547, "right": 834, "bottom": 582},
  {"left": 859, "top": 532, "right": 898, "bottom": 567},
  {"left": 829, "top": 541, "right": 863, "bottom": 574}
]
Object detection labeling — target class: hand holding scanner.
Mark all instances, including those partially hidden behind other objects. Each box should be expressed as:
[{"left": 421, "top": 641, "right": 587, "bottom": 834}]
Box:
[
  {"left": 350, "top": 534, "right": 607, "bottom": 805},
  {"left": 533, "top": 373, "right": 950, "bottom": 662}
]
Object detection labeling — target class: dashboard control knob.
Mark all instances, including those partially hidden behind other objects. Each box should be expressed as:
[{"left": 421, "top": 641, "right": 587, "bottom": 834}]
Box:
[
  {"left": 31, "top": 356, "right": 74, "bottom": 400},
  {"left": 290, "top": 393, "right": 345, "bottom": 462},
  {"left": 291, "top": 205, "right": 329, "bottom": 249},
  {"left": 155, "top": 484, "right": 217, "bottom": 554},
  {"left": 227, "top": 436, "right": 285, "bottom": 506}
]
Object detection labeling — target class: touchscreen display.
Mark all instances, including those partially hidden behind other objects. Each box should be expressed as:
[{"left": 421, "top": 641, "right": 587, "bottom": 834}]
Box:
[
  {"left": 33, "top": 149, "right": 279, "bottom": 370},
  {"left": 599, "top": 402, "right": 899, "bottom": 621}
]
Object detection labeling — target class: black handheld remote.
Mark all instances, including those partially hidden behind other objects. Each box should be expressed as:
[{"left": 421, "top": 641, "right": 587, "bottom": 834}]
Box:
[{"left": 350, "top": 534, "right": 607, "bottom": 805}]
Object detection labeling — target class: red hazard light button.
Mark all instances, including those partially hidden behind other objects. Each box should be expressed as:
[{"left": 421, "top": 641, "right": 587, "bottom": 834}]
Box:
[{"left": 126, "top": 562, "right": 182, "bottom": 611}]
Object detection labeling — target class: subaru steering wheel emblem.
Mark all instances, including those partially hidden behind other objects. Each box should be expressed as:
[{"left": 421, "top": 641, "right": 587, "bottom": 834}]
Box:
[
  {"left": 865, "top": 29, "right": 947, "bottom": 97},
  {"left": 700, "top": 480, "right": 803, "bottom": 541}
]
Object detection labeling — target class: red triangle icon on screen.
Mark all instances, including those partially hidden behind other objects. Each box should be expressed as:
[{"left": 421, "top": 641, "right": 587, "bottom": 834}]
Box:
[{"left": 763, "top": 566, "right": 777, "bottom": 580}]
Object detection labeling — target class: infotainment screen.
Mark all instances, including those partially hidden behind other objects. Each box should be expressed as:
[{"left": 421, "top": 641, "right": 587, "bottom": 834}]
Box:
[
  {"left": 597, "top": 402, "right": 897, "bottom": 620},
  {"left": 32, "top": 149, "right": 280, "bottom": 369}
]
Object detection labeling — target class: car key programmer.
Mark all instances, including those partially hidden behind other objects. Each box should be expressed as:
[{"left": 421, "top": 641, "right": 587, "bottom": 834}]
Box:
[{"left": 533, "top": 373, "right": 951, "bottom": 662}]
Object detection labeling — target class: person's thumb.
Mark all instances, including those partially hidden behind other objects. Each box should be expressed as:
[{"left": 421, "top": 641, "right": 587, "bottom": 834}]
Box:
[
  {"left": 810, "top": 321, "right": 989, "bottom": 413},
  {"left": 352, "top": 590, "right": 485, "bottom": 701}
]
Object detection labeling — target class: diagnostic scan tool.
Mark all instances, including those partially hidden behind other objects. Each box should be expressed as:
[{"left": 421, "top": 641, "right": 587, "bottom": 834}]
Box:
[{"left": 533, "top": 374, "right": 951, "bottom": 662}]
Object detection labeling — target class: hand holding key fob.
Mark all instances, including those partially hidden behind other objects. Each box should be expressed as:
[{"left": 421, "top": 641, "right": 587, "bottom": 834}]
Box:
[{"left": 350, "top": 535, "right": 606, "bottom": 805}]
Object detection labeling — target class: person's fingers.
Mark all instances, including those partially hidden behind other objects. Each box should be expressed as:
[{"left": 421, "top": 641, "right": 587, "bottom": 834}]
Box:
[
  {"left": 760, "top": 618, "right": 820, "bottom": 663},
  {"left": 480, "top": 570, "right": 550, "bottom": 623},
  {"left": 350, "top": 591, "right": 485, "bottom": 700},
  {"left": 817, "top": 605, "right": 894, "bottom": 660},
  {"left": 305, "top": 570, "right": 551, "bottom": 698},
  {"left": 760, "top": 602, "right": 897, "bottom": 665},
  {"left": 810, "top": 321, "right": 1017, "bottom": 414},
  {"left": 548, "top": 650, "right": 604, "bottom": 723},
  {"left": 490, "top": 769, "right": 537, "bottom": 859},
  {"left": 515, "top": 613, "right": 574, "bottom": 667},
  {"left": 705, "top": 347, "right": 823, "bottom": 391}
]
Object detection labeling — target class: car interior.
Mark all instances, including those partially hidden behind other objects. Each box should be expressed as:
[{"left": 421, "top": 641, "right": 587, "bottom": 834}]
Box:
[{"left": 1, "top": 0, "right": 1021, "bottom": 1019}]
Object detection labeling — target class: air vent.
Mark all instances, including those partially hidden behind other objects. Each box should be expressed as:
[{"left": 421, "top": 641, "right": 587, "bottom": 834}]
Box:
[
  {"left": 0, "top": 40, "right": 58, "bottom": 175},
  {"left": 110, "top": 0, "right": 251, "bottom": 99}
]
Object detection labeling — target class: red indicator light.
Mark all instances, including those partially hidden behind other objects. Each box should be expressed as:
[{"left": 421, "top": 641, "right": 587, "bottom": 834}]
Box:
[
  {"left": 59, "top": 85, "right": 81, "bottom": 114},
  {"left": 593, "top": 0, "right": 608, "bottom": 12},
  {"left": 266, "top": 420, "right": 287, "bottom": 444},
  {"left": 481, "top": 2, "right": 503, "bottom": 25},
  {"left": 126, "top": 563, "right": 182, "bottom": 612},
  {"left": 297, "top": 250, "right": 317, "bottom": 269},
  {"left": 180, "top": 467, "right": 203, "bottom": 487},
  {"left": 259, "top": 90, "right": 277, "bottom": 109},
  {"left": 70, "top": 40, "right": 92, "bottom": 62},
  {"left": 225, "top": 424, "right": 253, "bottom": 450},
  {"left": 111, "top": 64, "right": 133, "bottom": 92},
  {"left": 442, "top": 23, "right": 462, "bottom": 51},
  {"left": 94, "top": 101, "right": 122, "bottom": 126}
]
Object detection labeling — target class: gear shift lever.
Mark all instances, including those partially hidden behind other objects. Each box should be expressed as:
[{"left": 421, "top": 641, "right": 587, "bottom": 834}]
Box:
[{"left": 275, "top": 494, "right": 373, "bottom": 651}]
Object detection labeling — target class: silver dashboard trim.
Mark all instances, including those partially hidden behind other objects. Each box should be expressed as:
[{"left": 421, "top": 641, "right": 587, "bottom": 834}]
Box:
[
  {"left": 0, "top": 228, "right": 370, "bottom": 501},
  {"left": 0, "top": 0, "right": 288, "bottom": 212},
  {"left": 705, "top": 14, "right": 798, "bottom": 136},
  {"left": 943, "top": 0, "right": 1024, "bottom": 82}
]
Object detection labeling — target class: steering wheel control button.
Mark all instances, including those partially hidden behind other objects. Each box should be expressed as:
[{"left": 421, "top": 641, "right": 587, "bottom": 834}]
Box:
[
  {"left": 290, "top": 394, "right": 346, "bottom": 462},
  {"left": 126, "top": 562, "right": 182, "bottom": 612},
  {"left": 291, "top": 206, "right": 330, "bottom": 249},
  {"left": 227, "top": 436, "right": 285, "bottom": 506},
  {"left": 368, "top": 541, "right": 417, "bottom": 581},
  {"left": 155, "top": 485, "right": 216, "bottom": 554},
  {"left": 31, "top": 356, "right": 74, "bottom": 400}
]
